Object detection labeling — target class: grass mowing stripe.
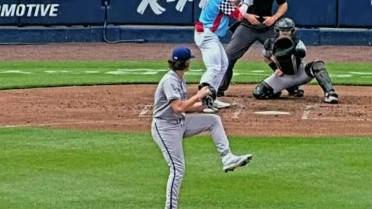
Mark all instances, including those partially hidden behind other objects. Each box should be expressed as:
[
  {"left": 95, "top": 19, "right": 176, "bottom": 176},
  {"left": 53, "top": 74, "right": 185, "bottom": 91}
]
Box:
[
  {"left": 1, "top": 128, "right": 371, "bottom": 209},
  {"left": 1, "top": 61, "right": 372, "bottom": 89}
]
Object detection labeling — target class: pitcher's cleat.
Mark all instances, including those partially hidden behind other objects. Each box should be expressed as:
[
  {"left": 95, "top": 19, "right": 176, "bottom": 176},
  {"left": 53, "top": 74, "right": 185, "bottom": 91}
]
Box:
[
  {"left": 222, "top": 153, "right": 252, "bottom": 173},
  {"left": 203, "top": 107, "right": 219, "bottom": 113}
]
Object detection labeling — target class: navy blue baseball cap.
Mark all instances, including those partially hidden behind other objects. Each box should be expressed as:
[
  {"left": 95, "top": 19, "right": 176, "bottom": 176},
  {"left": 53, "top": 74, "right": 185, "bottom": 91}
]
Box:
[{"left": 171, "top": 47, "right": 195, "bottom": 61}]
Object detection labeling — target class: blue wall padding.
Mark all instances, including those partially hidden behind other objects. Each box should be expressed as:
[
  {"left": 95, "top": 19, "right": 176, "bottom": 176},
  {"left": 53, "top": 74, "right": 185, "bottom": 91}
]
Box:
[
  {"left": 338, "top": 0, "right": 372, "bottom": 27},
  {"left": 18, "top": 0, "right": 105, "bottom": 25},
  {"left": 119, "top": 26, "right": 194, "bottom": 43},
  {"left": 0, "top": 27, "right": 103, "bottom": 43},
  {"left": 320, "top": 29, "right": 372, "bottom": 45},
  {"left": 107, "top": 0, "right": 193, "bottom": 25},
  {"left": 0, "top": 0, "right": 20, "bottom": 25},
  {"left": 296, "top": 29, "right": 320, "bottom": 46},
  {"left": 1, "top": 26, "right": 372, "bottom": 46},
  {"left": 284, "top": 0, "right": 337, "bottom": 27}
]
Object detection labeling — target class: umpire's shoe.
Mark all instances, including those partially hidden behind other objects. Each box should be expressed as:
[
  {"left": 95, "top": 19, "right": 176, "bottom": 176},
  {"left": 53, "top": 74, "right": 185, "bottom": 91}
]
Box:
[
  {"left": 222, "top": 153, "right": 252, "bottom": 173},
  {"left": 324, "top": 90, "right": 339, "bottom": 104}
]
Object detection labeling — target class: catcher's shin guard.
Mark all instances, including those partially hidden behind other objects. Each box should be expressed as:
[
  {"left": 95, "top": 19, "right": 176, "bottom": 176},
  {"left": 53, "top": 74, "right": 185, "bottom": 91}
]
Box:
[
  {"left": 252, "top": 82, "right": 281, "bottom": 99},
  {"left": 305, "top": 61, "right": 335, "bottom": 93}
]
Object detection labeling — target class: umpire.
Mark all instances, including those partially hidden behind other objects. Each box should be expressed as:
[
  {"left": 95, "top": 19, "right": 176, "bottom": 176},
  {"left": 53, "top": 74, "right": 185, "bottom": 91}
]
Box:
[{"left": 217, "top": 0, "right": 288, "bottom": 96}]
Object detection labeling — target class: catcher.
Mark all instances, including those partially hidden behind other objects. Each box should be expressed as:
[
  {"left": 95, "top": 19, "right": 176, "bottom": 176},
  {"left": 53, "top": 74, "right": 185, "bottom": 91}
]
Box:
[{"left": 252, "top": 17, "right": 339, "bottom": 104}]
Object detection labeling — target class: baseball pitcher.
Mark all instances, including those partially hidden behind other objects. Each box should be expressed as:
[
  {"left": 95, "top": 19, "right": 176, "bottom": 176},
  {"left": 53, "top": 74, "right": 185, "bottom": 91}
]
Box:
[{"left": 151, "top": 47, "right": 252, "bottom": 209}]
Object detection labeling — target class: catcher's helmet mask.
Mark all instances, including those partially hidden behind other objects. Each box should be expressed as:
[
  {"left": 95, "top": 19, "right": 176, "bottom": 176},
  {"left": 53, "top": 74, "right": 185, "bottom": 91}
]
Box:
[{"left": 275, "top": 17, "right": 296, "bottom": 35}]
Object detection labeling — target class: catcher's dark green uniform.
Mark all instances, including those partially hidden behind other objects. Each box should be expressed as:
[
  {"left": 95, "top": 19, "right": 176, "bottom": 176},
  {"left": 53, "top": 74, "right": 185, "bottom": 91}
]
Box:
[
  {"left": 262, "top": 35, "right": 310, "bottom": 91},
  {"left": 252, "top": 19, "right": 339, "bottom": 104}
]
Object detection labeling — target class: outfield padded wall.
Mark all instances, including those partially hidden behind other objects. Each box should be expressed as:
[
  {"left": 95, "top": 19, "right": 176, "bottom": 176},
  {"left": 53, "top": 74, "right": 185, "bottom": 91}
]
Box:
[
  {"left": 107, "top": 0, "right": 194, "bottom": 25},
  {"left": 0, "top": 0, "right": 371, "bottom": 27},
  {"left": 338, "top": 0, "right": 372, "bottom": 27},
  {"left": 18, "top": 0, "right": 105, "bottom": 26},
  {"left": 0, "top": 0, "right": 372, "bottom": 45},
  {"left": 283, "top": 0, "right": 337, "bottom": 27},
  {"left": 0, "top": 0, "right": 20, "bottom": 25}
]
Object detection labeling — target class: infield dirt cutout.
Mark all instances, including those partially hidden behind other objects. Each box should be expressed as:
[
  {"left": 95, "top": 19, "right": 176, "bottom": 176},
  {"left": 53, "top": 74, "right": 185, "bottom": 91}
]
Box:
[
  {"left": 1, "top": 84, "right": 372, "bottom": 136},
  {"left": 0, "top": 43, "right": 371, "bottom": 136}
]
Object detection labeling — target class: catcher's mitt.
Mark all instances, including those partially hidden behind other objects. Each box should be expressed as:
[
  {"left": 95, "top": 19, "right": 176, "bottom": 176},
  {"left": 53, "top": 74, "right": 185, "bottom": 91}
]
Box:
[
  {"left": 272, "top": 36, "right": 295, "bottom": 57},
  {"left": 199, "top": 83, "right": 216, "bottom": 108}
]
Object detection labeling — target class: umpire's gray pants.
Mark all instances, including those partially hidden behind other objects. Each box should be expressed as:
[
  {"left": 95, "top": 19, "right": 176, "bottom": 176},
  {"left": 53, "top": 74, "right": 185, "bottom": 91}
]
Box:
[{"left": 219, "top": 24, "right": 275, "bottom": 92}]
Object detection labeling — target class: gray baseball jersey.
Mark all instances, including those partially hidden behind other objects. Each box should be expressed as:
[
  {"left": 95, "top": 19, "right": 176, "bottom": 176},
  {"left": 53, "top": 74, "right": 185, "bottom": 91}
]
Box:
[{"left": 153, "top": 70, "right": 187, "bottom": 120}]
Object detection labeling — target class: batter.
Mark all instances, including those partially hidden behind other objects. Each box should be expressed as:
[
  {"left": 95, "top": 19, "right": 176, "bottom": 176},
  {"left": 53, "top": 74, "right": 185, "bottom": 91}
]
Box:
[{"left": 194, "top": 0, "right": 251, "bottom": 112}]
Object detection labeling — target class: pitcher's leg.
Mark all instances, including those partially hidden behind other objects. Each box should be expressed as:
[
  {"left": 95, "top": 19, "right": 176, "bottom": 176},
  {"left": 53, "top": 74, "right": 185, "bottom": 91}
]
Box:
[
  {"left": 183, "top": 114, "right": 253, "bottom": 172},
  {"left": 151, "top": 121, "right": 186, "bottom": 209},
  {"left": 183, "top": 114, "right": 230, "bottom": 156}
]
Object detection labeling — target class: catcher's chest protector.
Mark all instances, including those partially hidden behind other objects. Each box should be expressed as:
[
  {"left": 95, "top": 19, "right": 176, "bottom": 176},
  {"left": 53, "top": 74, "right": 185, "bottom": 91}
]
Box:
[{"left": 273, "top": 37, "right": 301, "bottom": 75}]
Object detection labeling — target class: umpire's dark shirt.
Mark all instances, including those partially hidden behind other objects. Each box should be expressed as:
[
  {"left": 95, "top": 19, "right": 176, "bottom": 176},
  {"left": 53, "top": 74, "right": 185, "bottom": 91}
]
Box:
[{"left": 242, "top": 0, "right": 287, "bottom": 29}]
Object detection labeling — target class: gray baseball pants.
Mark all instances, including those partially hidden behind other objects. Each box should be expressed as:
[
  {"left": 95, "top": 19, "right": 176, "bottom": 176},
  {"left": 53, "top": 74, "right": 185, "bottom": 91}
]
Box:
[{"left": 151, "top": 114, "right": 231, "bottom": 209}]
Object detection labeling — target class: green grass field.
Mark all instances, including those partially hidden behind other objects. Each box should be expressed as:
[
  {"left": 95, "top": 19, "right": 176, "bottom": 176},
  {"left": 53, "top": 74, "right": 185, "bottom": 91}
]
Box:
[
  {"left": 1, "top": 128, "right": 371, "bottom": 209},
  {"left": 1, "top": 60, "right": 372, "bottom": 209},
  {"left": 0, "top": 61, "right": 372, "bottom": 89}
]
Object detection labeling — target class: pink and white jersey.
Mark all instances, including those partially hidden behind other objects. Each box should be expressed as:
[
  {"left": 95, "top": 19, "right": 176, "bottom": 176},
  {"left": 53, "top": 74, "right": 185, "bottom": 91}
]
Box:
[{"left": 198, "top": 0, "right": 237, "bottom": 37}]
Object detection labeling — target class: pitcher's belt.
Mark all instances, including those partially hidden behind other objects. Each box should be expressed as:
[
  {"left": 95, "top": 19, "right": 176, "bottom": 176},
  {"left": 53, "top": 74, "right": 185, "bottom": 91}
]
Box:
[{"left": 153, "top": 117, "right": 184, "bottom": 125}]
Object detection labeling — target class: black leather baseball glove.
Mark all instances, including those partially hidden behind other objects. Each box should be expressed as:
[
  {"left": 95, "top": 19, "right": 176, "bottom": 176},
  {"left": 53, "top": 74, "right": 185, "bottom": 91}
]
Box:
[
  {"left": 272, "top": 36, "right": 295, "bottom": 57},
  {"left": 199, "top": 83, "right": 216, "bottom": 108}
]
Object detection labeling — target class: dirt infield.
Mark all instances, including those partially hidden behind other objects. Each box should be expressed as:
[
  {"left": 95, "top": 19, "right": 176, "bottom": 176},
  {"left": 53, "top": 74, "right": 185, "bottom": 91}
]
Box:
[
  {"left": 1, "top": 43, "right": 372, "bottom": 62},
  {"left": 0, "top": 43, "right": 371, "bottom": 136}
]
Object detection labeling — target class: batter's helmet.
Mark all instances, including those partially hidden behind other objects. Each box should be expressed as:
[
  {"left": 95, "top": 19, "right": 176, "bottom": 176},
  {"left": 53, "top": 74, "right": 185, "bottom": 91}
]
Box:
[{"left": 275, "top": 17, "right": 296, "bottom": 35}]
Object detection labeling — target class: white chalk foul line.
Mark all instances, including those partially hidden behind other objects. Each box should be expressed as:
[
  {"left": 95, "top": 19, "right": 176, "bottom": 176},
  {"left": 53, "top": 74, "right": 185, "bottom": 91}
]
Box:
[
  {"left": 254, "top": 111, "right": 290, "bottom": 115},
  {"left": 0, "top": 121, "right": 110, "bottom": 129},
  {"left": 301, "top": 105, "right": 316, "bottom": 120},
  {"left": 305, "top": 117, "right": 372, "bottom": 122},
  {"left": 139, "top": 104, "right": 153, "bottom": 117},
  {"left": 232, "top": 99, "right": 245, "bottom": 119}
]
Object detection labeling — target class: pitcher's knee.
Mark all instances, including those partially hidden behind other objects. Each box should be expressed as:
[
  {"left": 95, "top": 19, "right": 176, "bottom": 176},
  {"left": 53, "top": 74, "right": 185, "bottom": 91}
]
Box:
[{"left": 171, "top": 164, "right": 185, "bottom": 180}]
